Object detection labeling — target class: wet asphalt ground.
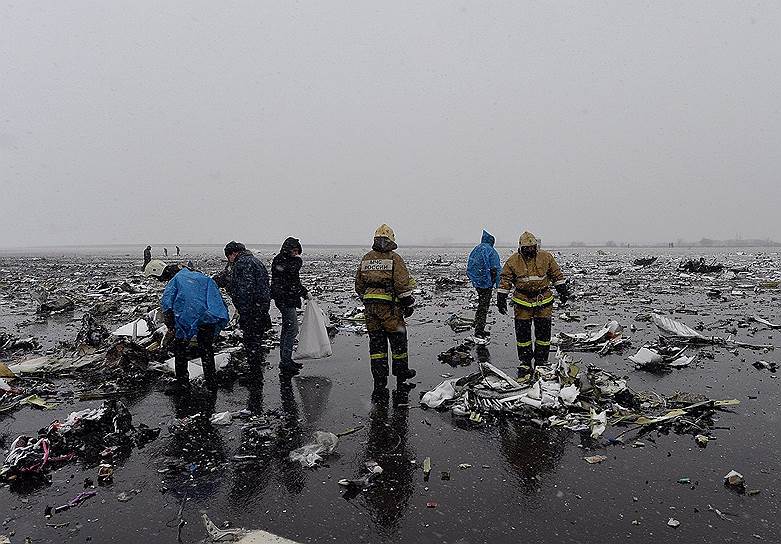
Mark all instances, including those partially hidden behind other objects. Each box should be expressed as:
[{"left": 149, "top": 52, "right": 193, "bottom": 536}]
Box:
[{"left": 0, "top": 246, "right": 779, "bottom": 543}]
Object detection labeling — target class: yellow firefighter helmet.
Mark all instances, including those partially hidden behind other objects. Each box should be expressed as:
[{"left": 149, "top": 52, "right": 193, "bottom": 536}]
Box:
[
  {"left": 519, "top": 231, "right": 538, "bottom": 247},
  {"left": 374, "top": 224, "right": 396, "bottom": 243}
]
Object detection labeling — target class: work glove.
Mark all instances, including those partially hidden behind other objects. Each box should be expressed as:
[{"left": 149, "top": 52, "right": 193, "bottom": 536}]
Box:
[
  {"left": 399, "top": 295, "right": 415, "bottom": 307},
  {"left": 496, "top": 293, "right": 508, "bottom": 315},
  {"left": 403, "top": 305, "right": 415, "bottom": 318},
  {"left": 555, "top": 283, "right": 570, "bottom": 305}
]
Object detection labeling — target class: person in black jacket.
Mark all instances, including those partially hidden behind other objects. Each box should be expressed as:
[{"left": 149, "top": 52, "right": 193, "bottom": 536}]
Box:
[
  {"left": 217, "top": 241, "right": 272, "bottom": 380},
  {"left": 143, "top": 246, "right": 152, "bottom": 269},
  {"left": 271, "top": 237, "right": 309, "bottom": 374}
]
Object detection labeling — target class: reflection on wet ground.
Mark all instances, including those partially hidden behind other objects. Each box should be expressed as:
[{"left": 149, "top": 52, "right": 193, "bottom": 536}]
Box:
[{"left": 0, "top": 247, "right": 779, "bottom": 543}]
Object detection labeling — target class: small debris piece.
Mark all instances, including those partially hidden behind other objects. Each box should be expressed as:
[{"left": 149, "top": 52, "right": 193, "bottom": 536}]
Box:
[
  {"left": 423, "top": 457, "right": 432, "bottom": 480},
  {"left": 723, "top": 470, "right": 745, "bottom": 492},
  {"left": 695, "top": 435, "right": 709, "bottom": 448},
  {"left": 584, "top": 455, "right": 607, "bottom": 464},
  {"left": 426, "top": 501, "right": 437, "bottom": 508},
  {"left": 667, "top": 518, "right": 680, "bottom": 528}
]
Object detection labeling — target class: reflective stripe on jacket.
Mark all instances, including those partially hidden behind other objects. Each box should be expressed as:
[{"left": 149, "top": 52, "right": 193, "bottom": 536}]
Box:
[{"left": 498, "top": 250, "right": 565, "bottom": 308}]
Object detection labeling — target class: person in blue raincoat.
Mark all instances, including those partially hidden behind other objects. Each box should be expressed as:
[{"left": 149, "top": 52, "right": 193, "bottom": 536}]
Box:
[
  {"left": 145, "top": 260, "right": 229, "bottom": 390},
  {"left": 466, "top": 230, "right": 501, "bottom": 338}
]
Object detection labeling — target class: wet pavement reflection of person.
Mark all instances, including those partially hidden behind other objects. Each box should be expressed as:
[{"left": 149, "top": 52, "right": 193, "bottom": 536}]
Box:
[
  {"left": 169, "top": 386, "right": 217, "bottom": 419},
  {"left": 228, "top": 374, "right": 306, "bottom": 505},
  {"left": 347, "top": 384, "right": 415, "bottom": 537},
  {"left": 165, "top": 387, "right": 225, "bottom": 502},
  {"left": 498, "top": 420, "right": 570, "bottom": 493}
]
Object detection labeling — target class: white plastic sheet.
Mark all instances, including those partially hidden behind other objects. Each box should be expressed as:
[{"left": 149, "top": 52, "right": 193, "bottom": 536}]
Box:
[
  {"left": 420, "top": 379, "right": 458, "bottom": 408},
  {"left": 158, "top": 348, "right": 238, "bottom": 380},
  {"left": 288, "top": 431, "right": 338, "bottom": 467},
  {"left": 210, "top": 411, "right": 233, "bottom": 426},
  {"left": 112, "top": 319, "right": 151, "bottom": 338},
  {"left": 651, "top": 314, "right": 704, "bottom": 339},
  {"left": 294, "top": 299, "right": 332, "bottom": 360}
]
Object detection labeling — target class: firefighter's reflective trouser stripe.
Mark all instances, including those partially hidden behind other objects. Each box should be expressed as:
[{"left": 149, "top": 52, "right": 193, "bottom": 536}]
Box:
[
  {"left": 533, "top": 317, "right": 552, "bottom": 364},
  {"left": 515, "top": 319, "right": 533, "bottom": 368},
  {"left": 514, "top": 316, "right": 553, "bottom": 369},
  {"left": 369, "top": 330, "right": 409, "bottom": 379}
]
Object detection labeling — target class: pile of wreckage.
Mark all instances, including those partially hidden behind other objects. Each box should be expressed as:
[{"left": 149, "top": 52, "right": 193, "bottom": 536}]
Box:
[
  {"left": 679, "top": 259, "right": 724, "bottom": 274},
  {"left": 1, "top": 399, "right": 159, "bottom": 484},
  {"left": 628, "top": 314, "right": 776, "bottom": 372},
  {"left": 420, "top": 351, "right": 739, "bottom": 442}
]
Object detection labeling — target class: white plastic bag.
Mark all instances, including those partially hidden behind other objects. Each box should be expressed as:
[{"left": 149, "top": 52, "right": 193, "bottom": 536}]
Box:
[
  {"left": 288, "top": 431, "right": 338, "bottom": 467},
  {"left": 294, "top": 299, "right": 332, "bottom": 360}
]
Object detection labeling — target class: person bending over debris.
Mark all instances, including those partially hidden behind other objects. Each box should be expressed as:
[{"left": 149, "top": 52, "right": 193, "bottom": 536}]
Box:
[
  {"left": 497, "top": 231, "right": 569, "bottom": 379},
  {"left": 217, "top": 241, "right": 272, "bottom": 380},
  {"left": 271, "top": 237, "right": 309, "bottom": 376},
  {"left": 466, "top": 230, "right": 501, "bottom": 339},
  {"left": 355, "top": 224, "right": 417, "bottom": 389},
  {"left": 144, "top": 260, "right": 229, "bottom": 391}
]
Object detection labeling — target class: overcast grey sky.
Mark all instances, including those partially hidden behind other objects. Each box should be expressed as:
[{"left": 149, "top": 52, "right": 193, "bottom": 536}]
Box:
[{"left": 1, "top": 1, "right": 779, "bottom": 248}]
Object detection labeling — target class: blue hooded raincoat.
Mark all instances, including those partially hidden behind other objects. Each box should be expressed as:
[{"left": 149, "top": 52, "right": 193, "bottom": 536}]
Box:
[
  {"left": 467, "top": 230, "right": 501, "bottom": 289},
  {"left": 161, "top": 269, "right": 229, "bottom": 339}
]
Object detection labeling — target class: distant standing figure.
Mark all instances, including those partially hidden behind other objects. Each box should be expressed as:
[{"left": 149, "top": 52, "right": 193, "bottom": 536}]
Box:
[
  {"left": 176, "top": 246, "right": 180, "bottom": 256},
  {"left": 271, "top": 237, "right": 309, "bottom": 375},
  {"left": 144, "top": 259, "right": 228, "bottom": 391},
  {"left": 219, "top": 241, "right": 272, "bottom": 381},
  {"left": 143, "top": 246, "right": 152, "bottom": 269},
  {"left": 164, "top": 247, "right": 168, "bottom": 257},
  {"left": 466, "top": 230, "right": 501, "bottom": 339}
]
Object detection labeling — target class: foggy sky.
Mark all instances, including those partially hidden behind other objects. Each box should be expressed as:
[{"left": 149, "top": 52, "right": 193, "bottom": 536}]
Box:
[{"left": 1, "top": 2, "right": 779, "bottom": 248}]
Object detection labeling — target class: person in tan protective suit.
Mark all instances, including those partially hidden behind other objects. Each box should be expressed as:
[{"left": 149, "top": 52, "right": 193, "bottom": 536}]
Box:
[
  {"left": 355, "top": 224, "right": 417, "bottom": 389},
  {"left": 497, "top": 231, "right": 569, "bottom": 378}
]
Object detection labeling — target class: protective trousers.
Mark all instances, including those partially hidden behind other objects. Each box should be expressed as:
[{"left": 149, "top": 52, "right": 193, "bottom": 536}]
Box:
[
  {"left": 514, "top": 317, "right": 552, "bottom": 371},
  {"left": 174, "top": 324, "right": 216, "bottom": 386},
  {"left": 365, "top": 303, "right": 410, "bottom": 381},
  {"left": 473, "top": 288, "right": 493, "bottom": 335}
]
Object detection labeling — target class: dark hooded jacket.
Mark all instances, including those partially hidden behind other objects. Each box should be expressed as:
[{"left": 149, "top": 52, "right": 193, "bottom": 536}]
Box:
[
  {"left": 227, "top": 249, "right": 271, "bottom": 319},
  {"left": 271, "top": 237, "right": 307, "bottom": 308}
]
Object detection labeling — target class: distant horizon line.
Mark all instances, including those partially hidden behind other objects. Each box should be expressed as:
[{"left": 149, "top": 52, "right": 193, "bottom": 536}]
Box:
[{"left": 1, "top": 240, "right": 779, "bottom": 251}]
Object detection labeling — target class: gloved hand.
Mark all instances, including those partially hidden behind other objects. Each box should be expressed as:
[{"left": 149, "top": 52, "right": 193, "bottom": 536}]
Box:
[
  {"left": 555, "top": 283, "right": 570, "bottom": 305},
  {"left": 399, "top": 295, "right": 415, "bottom": 307},
  {"left": 403, "top": 305, "right": 415, "bottom": 318},
  {"left": 496, "top": 293, "right": 508, "bottom": 315}
]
